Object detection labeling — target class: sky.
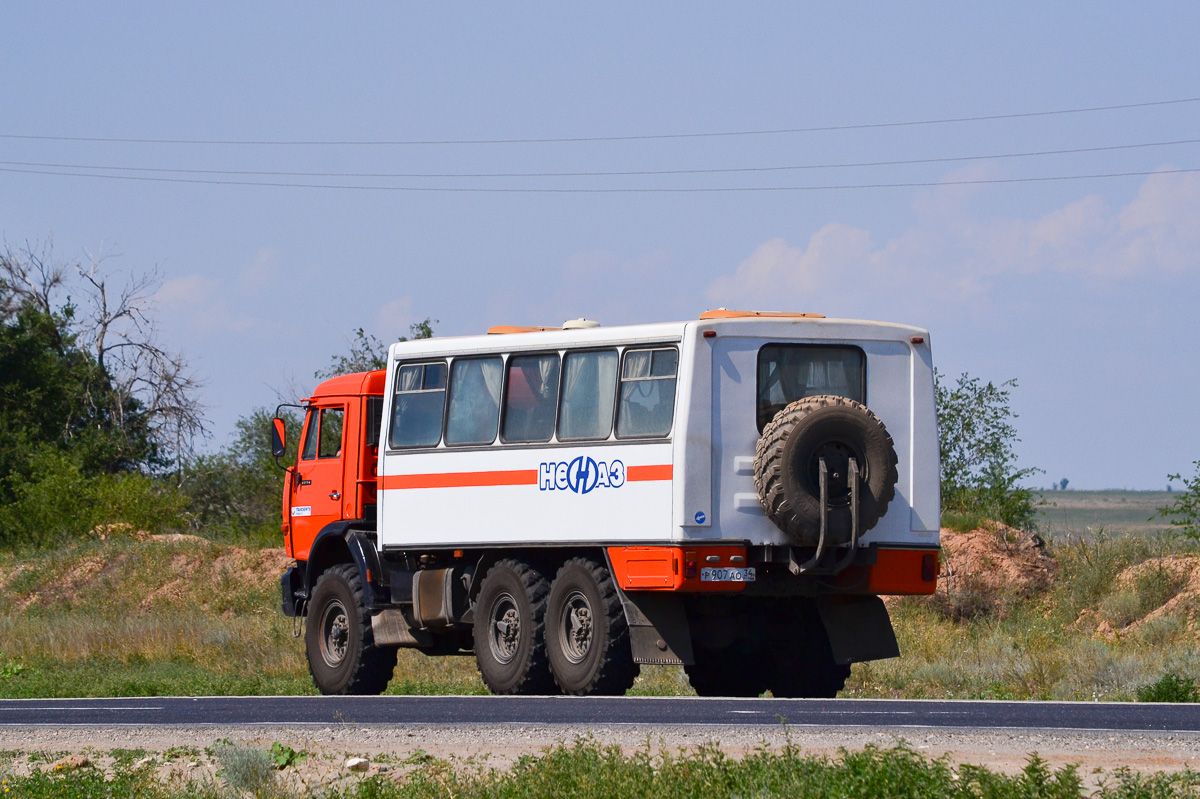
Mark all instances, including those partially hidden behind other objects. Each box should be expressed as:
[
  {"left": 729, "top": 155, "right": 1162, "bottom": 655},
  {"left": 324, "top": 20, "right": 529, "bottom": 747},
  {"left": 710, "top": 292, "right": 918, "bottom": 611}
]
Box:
[{"left": 2, "top": 3, "right": 1198, "bottom": 490}]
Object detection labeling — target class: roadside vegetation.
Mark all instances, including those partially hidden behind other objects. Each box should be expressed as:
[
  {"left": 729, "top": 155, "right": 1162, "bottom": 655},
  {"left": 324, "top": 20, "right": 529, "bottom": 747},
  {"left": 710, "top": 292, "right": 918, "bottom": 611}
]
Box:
[
  {"left": 3, "top": 738, "right": 1200, "bottom": 799},
  {"left": 3, "top": 243, "right": 1200, "bottom": 705}
]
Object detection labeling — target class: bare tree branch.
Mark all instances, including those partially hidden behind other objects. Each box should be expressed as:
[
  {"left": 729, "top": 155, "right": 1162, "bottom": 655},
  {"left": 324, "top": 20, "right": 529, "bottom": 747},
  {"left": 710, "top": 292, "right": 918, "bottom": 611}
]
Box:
[{"left": 2, "top": 239, "right": 209, "bottom": 476}]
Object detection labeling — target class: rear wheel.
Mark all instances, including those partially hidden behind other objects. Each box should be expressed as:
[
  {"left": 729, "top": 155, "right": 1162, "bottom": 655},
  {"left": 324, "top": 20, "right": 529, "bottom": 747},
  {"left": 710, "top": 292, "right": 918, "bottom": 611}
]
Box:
[
  {"left": 545, "top": 558, "right": 639, "bottom": 696},
  {"left": 473, "top": 559, "right": 555, "bottom": 695},
  {"left": 685, "top": 647, "right": 768, "bottom": 697},
  {"left": 764, "top": 601, "right": 849, "bottom": 698},
  {"left": 305, "top": 564, "right": 397, "bottom": 695}
]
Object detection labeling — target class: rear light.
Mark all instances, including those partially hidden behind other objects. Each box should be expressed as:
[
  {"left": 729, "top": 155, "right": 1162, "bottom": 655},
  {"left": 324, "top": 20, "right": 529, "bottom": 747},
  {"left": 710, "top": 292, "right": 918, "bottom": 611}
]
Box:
[
  {"left": 684, "top": 550, "right": 698, "bottom": 579},
  {"left": 921, "top": 553, "right": 937, "bottom": 582}
]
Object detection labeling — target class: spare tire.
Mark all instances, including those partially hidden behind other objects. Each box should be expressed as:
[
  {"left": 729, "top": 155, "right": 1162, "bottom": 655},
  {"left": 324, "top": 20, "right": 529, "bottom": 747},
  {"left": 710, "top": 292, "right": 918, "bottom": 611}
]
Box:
[{"left": 754, "top": 395, "right": 898, "bottom": 547}]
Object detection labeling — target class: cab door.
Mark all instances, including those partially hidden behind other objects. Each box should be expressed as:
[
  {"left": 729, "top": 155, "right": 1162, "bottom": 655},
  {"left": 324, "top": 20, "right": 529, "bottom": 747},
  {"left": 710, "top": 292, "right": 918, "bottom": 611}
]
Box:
[{"left": 290, "top": 404, "right": 346, "bottom": 560}]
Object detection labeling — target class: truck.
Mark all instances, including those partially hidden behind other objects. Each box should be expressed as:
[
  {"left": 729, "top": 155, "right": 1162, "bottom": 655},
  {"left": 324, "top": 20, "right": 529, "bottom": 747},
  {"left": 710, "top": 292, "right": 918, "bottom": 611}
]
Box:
[{"left": 274, "top": 309, "right": 940, "bottom": 697}]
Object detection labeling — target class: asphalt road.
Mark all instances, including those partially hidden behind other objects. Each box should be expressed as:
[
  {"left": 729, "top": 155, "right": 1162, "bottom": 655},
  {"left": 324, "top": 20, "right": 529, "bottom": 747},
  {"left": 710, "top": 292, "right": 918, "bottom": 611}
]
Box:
[{"left": 2, "top": 696, "right": 1199, "bottom": 732}]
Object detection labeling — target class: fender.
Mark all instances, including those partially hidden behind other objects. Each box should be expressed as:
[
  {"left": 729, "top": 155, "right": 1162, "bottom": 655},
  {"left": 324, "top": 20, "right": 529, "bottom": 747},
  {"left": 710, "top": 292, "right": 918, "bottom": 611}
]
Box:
[{"left": 305, "top": 521, "right": 387, "bottom": 609}]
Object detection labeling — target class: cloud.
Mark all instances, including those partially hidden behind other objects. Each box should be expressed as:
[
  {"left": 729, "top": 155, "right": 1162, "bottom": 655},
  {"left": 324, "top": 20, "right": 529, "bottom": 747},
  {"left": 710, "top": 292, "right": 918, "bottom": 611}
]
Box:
[
  {"left": 154, "top": 273, "right": 218, "bottom": 306},
  {"left": 376, "top": 296, "right": 414, "bottom": 336},
  {"left": 238, "top": 248, "right": 281, "bottom": 291},
  {"left": 707, "top": 227, "right": 873, "bottom": 308},
  {"left": 706, "top": 168, "right": 1200, "bottom": 314}
]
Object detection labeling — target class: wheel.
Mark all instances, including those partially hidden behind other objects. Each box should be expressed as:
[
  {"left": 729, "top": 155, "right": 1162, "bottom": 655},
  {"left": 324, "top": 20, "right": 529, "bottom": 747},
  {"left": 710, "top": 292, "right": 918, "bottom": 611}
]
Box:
[
  {"left": 763, "top": 600, "right": 850, "bottom": 698},
  {"left": 305, "top": 564, "right": 397, "bottom": 695},
  {"left": 754, "top": 395, "right": 898, "bottom": 547},
  {"left": 685, "top": 646, "right": 768, "bottom": 697},
  {"left": 473, "top": 559, "right": 555, "bottom": 695},
  {"left": 545, "top": 558, "right": 639, "bottom": 696}
]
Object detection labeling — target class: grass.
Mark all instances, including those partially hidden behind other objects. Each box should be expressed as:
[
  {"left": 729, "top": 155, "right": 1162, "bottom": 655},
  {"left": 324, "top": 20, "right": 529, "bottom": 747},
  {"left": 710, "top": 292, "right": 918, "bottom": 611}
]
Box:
[
  {"left": 2, "top": 519, "right": 1200, "bottom": 702},
  {"left": 3, "top": 739, "right": 1200, "bottom": 798}
]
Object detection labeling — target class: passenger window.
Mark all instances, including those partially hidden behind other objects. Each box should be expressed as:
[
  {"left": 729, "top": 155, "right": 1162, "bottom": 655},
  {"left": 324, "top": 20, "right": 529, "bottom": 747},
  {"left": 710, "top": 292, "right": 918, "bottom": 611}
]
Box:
[
  {"left": 445, "top": 357, "right": 503, "bottom": 446},
  {"left": 617, "top": 347, "right": 677, "bottom": 438},
  {"left": 300, "top": 408, "right": 319, "bottom": 460},
  {"left": 502, "top": 354, "right": 560, "bottom": 443},
  {"left": 558, "top": 350, "right": 618, "bottom": 441},
  {"left": 317, "top": 408, "right": 344, "bottom": 459},
  {"left": 389, "top": 362, "right": 447, "bottom": 448},
  {"left": 756, "top": 345, "right": 865, "bottom": 431}
]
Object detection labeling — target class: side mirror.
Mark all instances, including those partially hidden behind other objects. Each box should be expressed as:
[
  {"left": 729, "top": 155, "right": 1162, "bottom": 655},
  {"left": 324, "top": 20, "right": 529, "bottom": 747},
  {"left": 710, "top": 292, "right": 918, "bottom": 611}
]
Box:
[{"left": 270, "top": 418, "right": 287, "bottom": 458}]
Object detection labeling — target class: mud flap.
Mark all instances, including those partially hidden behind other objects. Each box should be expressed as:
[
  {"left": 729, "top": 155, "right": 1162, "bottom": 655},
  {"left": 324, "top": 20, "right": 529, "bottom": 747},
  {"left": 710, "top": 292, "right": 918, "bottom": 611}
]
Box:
[
  {"left": 815, "top": 594, "right": 899, "bottom": 664},
  {"left": 614, "top": 590, "right": 695, "bottom": 666}
]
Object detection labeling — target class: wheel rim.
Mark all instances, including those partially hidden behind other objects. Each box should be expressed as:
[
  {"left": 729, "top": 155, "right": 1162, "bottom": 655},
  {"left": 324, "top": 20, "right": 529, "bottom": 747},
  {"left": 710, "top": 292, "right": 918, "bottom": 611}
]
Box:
[
  {"left": 557, "top": 589, "right": 593, "bottom": 664},
  {"left": 319, "top": 598, "right": 350, "bottom": 668},
  {"left": 488, "top": 591, "right": 522, "bottom": 665},
  {"left": 802, "top": 437, "right": 865, "bottom": 504}
]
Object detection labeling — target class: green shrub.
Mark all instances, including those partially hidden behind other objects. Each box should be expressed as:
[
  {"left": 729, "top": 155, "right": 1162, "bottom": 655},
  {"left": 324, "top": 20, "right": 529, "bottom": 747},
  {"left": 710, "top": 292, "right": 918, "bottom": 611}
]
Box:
[
  {"left": 936, "top": 371, "right": 1041, "bottom": 530},
  {"left": 1159, "top": 460, "right": 1200, "bottom": 539},
  {"left": 0, "top": 447, "right": 187, "bottom": 550},
  {"left": 1137, "top": 672, "right": 1199, "bottom": 703},
  {"left": 212, "top": 742, "right": 277, "bottom": 794}
]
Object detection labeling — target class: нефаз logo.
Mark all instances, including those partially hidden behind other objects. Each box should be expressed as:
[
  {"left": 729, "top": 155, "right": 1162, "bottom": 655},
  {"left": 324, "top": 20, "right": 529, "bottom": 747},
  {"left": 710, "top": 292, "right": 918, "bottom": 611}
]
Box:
[{"left": 539, "top": 457, "right": 626, "bottom": 494}]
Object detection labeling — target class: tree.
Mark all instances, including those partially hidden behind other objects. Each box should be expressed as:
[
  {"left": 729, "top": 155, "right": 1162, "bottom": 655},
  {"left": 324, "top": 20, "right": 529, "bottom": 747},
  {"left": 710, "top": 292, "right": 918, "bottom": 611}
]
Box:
[
  {"left": 935, "top": 370, "right": 1041, "bottom": 530},
  {"left": 1060, "top": 478, "right": 1069, "bottom": 491},
  {"left": 180, "top": 407, "right": 302, "bottom": 543},
  {"left": 315, "top": 318, "right": 435, "bottom": 378},
  {"left": 1, "top": 241, "right": 206, "bottom": 475},
  {"left": 1158, "top": 461, "right": 1200, "bottom": 539}
]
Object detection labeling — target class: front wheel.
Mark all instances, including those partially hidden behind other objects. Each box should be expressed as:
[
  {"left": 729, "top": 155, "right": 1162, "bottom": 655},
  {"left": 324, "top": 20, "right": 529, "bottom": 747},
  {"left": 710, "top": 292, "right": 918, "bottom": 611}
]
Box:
[
  {"left": 305, "top": 564, "right": 397, "bottom": 695},
  {"left": 545, "top": 558, "right": 639, "bottom": 696}
]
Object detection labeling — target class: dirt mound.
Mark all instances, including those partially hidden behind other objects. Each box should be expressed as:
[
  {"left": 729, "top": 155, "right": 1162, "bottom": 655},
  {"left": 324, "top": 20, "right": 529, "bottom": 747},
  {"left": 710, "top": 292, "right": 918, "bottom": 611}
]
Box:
[
  {"left": 4, "top": 537, "right": 292, "bottom": 614},
  {"left": 138, "top": 545, "right": 291, "bottom": 613},
  {"left": 931, "top": 522, "right": 1057, "bottom": 620},
  {"left": 1078, "top": 555, "right": 1200, "bottom": 639}
]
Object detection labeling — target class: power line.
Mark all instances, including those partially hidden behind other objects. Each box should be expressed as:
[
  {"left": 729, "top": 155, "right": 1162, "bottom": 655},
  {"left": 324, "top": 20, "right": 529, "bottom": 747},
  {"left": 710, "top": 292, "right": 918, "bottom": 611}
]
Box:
[
  {"left": 2, "top": 165, "right": 1195, "bottom": 193},
  {"left": 2, "top": 97, "right": 1198, "bottom": 147},
  {"left": 1, "top": 137, "right": 1197, "bottom": 180}
]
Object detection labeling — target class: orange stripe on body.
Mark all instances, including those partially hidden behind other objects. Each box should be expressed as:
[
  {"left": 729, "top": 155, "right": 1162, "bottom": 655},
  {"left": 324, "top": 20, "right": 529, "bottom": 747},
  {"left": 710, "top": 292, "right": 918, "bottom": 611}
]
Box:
[
  {"left": 627, "top": 464, "right": 673, "bottom": 481},
  {"left": 379, "top": 464, "right": 673, "bottom": 490},
  {"left": 380, "top": 469, "right": 537, "bottom": 489}
]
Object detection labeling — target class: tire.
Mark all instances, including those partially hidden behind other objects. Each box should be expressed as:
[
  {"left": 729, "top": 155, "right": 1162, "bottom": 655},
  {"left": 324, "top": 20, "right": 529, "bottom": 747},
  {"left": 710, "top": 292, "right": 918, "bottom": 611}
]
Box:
[
  {"left": 763, "top": 600, "right": 850, "bottom": 699},
  {"left": 685, "top": 647, "right": 768, "bottom": 697},
  {"left": 473, "top": 559, "right": 555, "bottom": 695},
  {"left": 545, "top": 558, "right": 640, "bottom": 696},
  {"left": 305, "top": 564, "right": 398, "bottom": 695},
  {"left": 754, "top": 395, "right": 898, "bottom": 547}
]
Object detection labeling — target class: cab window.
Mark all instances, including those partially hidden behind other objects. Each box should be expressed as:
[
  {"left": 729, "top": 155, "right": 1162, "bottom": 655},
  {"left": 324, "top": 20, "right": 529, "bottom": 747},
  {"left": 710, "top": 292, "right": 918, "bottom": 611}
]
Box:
[
  {"left": 301, "top": 408, "right": 319, "bottom": 460},
  {"left": 317, "top": 408, "right": 344, "bottom": 459},
  {"left": 756, "top": 344, "right": 864, "bottom": 431},
  {"left": 616, "top": 347, "right": 677, "bottom": 438}
]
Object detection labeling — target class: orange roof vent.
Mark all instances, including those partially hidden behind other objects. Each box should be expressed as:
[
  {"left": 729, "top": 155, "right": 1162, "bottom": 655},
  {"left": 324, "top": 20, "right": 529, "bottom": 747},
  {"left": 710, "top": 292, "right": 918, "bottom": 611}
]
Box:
[
  {"left": 700, "top": 309, "right": 825, "bottom": 320},
  {"left": 487, "top": 318, "right": 601, "bottom": 335},
  {"left": 487, "top": 325, "right": 559, "bottom": 335}
]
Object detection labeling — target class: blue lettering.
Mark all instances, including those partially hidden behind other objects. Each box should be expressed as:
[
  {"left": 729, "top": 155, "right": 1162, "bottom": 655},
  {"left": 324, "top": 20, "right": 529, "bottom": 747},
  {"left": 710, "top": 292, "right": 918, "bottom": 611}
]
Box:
[{"left": 538, "top": 458, "right": 625, "bottom": 494}]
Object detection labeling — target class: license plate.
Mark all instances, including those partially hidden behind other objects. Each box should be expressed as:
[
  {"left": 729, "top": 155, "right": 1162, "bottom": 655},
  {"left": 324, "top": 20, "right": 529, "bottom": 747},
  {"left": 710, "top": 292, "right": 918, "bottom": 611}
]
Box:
[{"left": 700, "top": 567, "right": 756, "bottom": 582}]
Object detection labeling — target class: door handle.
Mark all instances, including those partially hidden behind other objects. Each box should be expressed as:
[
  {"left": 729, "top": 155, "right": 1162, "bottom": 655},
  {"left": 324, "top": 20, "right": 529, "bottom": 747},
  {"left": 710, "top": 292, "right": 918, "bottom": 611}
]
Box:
[{"left": 329, "top": 491, "right": 341, "bottom": 500}]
